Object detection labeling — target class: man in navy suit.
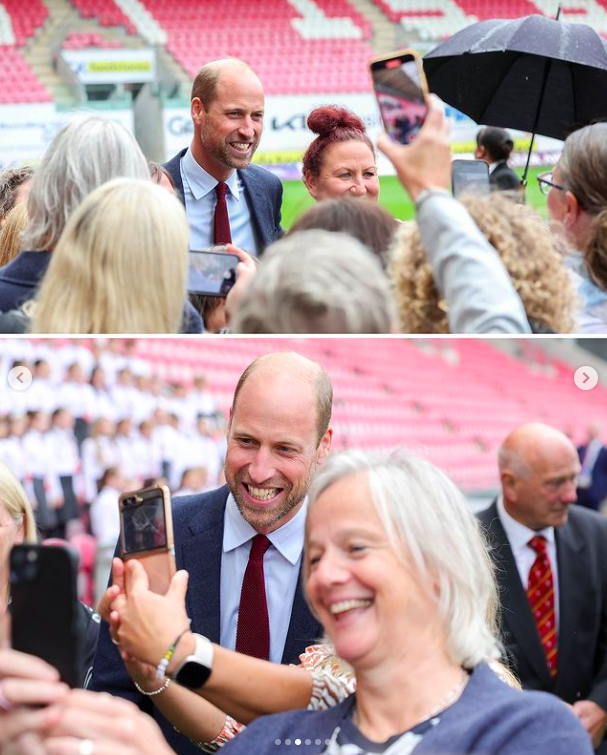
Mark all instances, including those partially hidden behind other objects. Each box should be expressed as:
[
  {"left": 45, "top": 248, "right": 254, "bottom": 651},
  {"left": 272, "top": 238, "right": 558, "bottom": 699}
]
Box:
[
  {"left": 164, "top": 58, "right": 283, "bottom": 256},
  {"left": 478, "top": 423, "right": 607, "bottom": 753},
  {"left": 90, "top": 351, "right": 331, "bottom": 754},
  {"left": 577, "top": 423, "right": 607, "bottom": 512}
]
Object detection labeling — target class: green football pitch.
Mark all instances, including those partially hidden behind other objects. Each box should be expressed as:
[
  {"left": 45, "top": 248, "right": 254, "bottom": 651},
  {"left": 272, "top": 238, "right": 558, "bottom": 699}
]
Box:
[{"left": 280, "top": 164, "right": 548, "bottom": 230}]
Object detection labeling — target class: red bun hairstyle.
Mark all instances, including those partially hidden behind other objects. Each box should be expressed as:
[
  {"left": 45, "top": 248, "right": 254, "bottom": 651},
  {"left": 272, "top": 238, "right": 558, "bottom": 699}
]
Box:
[{"left": 303, "top": 105, "right": 375, "bottom": 178}]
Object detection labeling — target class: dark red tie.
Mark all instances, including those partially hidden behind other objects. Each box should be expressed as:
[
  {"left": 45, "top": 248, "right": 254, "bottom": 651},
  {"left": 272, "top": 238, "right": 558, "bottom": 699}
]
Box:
[
  {"left": 235, "top": 534, "right": 271, "bottom": 659},
  {"left": 527, "top": 535, "right": 558, "bottom": 677},
  {"left": 213, "top": 181, "right": 232, "bottom": 244}
]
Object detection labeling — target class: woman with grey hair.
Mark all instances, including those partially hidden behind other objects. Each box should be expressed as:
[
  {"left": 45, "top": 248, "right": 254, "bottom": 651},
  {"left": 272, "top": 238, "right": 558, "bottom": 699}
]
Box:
[
  {"left": 95, "top": 451, "right": 588, "bottom": 754},
  {"left": 541, "top": 122, "right": 607, "bottom": 332},
  {"left": 0, "top": 116, "right": 202, "bottom": 333}
]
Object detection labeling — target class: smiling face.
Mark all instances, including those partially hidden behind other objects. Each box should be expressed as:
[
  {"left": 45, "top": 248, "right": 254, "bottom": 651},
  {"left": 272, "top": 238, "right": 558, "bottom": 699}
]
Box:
[
  {"left": 193, "top": 69, "right": 265, "bottom": 181},
  {"left": 305, "top": 472, "right": 438, "bottom": 671},
  {"left": 224, "top": 368, "right": 331, "bottom": 534},
  {"left": 305, "top": 140, "right": 379, "bottom": 202}
]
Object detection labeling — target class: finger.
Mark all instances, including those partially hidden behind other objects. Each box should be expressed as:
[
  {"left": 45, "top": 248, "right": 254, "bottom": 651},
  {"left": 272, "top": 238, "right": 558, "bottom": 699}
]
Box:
[
  {"left": 376, "top": 131, "right": 398, "bottom": 160},
  {"left": 1, "top": 679, "right": 69, "bottom": 707},
  {"left": 2, "top": 707, "right": 55, "bottom": 741},
  {"left": 4, "top": 731, "right": 48, "bottom": 755},
  {"left": 225, "top": 243, "right": 248, "bottom": 260},
  {"left": 125, "top": 559, "right": 148, "bottom": 594},
  {"left": 45, "top": 738, "right": 134, "bottom": 755},
  {"left": 0, "top": 649, "right": 60, "bottom": 682},
  {"left": 168, "top": 570, "right": 189, "bottom": 603},
  {"left": 96, "top": 585, "right": 120, "bottom": 622},
  {"left": 111, "top": 558, "right": 125, "bottom": 593}
]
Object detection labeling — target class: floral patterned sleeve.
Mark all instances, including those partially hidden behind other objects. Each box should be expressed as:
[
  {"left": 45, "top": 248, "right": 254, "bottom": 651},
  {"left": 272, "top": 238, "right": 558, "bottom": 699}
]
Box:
[{"left": 190, "top": 644, "right": 356, "bottom": 751}]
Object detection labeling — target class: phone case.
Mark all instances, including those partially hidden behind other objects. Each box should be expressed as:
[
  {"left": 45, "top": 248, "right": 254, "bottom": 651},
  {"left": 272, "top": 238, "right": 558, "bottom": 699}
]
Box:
[
  {"left": 119, "top": 484, "right": 176, "bottom": 595},
  {"left": 10, "top": 545, "right": 82, "bottom": 687}
]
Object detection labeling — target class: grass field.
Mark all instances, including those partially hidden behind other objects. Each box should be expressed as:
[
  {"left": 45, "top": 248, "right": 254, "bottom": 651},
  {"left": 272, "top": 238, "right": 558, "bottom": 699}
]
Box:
[{"left": 281, "top": 164, "right": 548, "bottom": 230}]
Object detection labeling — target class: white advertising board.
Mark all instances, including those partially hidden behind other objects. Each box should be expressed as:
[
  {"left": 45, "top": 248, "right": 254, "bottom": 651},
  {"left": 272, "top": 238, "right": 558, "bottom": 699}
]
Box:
[
  {"left": 61, "top": 49, "right": 157, "bottom": 85},
  {"left": 0, "top": 106, "right": 134, "bottom": 169}
]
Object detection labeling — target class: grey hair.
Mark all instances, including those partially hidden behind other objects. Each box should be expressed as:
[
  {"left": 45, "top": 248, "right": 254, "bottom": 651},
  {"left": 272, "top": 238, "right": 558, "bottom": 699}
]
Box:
[
  {"left": 22, "top": 116, "right": 150, "bottom": 251},
  {"left": 231, "top": 230, "right": 396, "bottom": 333},
  {"left": 306, "top": 449, "right": 502, "bottom": 669},
  {"left": 497, "top": 443, "right": 531, "bottom": 478}
]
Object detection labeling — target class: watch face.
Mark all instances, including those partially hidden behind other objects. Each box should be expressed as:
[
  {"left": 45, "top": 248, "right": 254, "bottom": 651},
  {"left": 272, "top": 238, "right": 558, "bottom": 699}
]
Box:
[{"left": 175, "top": 660, "right": 212, "bottom": 689}]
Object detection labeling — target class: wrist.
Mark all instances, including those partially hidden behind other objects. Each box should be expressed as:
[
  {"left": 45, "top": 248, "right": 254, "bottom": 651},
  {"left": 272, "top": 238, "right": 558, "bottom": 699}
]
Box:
[
  {"left": 166, "top": 631, "right": 196, "bottom": 677},
  {"left": 414, "top": 186, "right": 451, "bottom": 209}
]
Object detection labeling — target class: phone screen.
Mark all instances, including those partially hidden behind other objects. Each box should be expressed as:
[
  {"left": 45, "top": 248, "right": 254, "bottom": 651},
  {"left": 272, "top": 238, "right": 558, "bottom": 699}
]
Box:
[
  {"left": 370, "top": 53, "right": 428, "bottom": 145},
  {"left": 452, "top": 160, "right": 490, "bottom": 198},
  {"left": 120, "top": 491, "right": 168, "bottom": 555},
  {"left": 188, "top": 251, "right": 239, "bottom": 297}
]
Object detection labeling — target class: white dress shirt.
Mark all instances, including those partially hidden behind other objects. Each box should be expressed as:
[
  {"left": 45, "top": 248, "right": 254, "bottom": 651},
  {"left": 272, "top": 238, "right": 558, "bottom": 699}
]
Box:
[
  {"left": 220, "top": 493, "right": 306, "bottom": 663},
  {"left": 497, "top": 495, "right": 560, "bottom": 628},
  {"left": 180, "top": 148, "right": 260, "bottom": 257}
]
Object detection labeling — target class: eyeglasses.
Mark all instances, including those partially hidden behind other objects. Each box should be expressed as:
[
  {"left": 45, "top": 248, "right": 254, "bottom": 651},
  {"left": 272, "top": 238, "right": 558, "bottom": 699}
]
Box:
[{"left": 537, "top": 171, "right": 566, "bottom": 197}]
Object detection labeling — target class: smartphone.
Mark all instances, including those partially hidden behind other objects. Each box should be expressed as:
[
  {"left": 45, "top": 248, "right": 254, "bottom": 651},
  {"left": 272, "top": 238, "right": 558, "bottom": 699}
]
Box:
[
  {"left": 369, "top": 49, "right": 429, "bottom": 144},
  {"left": 188, "top": 250, "right": 239, "bottom": 297},
  {"left": 452, "top": 159, "right": 490, "bottom": 198},
  {"left": 10, "top": 544, "right": 82, "bottom": 687},
  {"left": 119, "top": 484, "right": 175, "bottom": 594}
]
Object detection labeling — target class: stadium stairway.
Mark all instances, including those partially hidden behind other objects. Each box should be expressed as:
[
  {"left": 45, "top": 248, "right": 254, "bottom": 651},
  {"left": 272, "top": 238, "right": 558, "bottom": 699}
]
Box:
[{"left": 345, "top": 0, "right": 397, "bottom": 54}]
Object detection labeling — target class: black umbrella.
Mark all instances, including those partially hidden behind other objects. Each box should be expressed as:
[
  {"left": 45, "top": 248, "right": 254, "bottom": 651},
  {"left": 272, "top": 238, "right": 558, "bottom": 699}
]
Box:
[{"left": 423, "top": 13, "right": 607, "bottom": 184}]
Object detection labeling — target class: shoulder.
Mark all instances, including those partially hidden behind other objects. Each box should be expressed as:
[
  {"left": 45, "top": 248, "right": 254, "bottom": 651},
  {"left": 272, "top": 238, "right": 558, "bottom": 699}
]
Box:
[
  {"left": 566, "top": 504, "right": 607, "bottom": 537},
  {"left": 240, "top": 165, "right": 282, "bottom": 191},
  {"left": 162, "top": 149, "right": 187, "bottom": 174},
  {"left": 172, "top": 485, "right": 229, "bottom": 528}
]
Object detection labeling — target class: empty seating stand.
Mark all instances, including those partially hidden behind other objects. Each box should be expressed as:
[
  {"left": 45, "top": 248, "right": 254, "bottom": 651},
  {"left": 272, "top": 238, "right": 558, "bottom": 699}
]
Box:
[{"left": 0, "top": 0, "right": 51, "bottom": 102}]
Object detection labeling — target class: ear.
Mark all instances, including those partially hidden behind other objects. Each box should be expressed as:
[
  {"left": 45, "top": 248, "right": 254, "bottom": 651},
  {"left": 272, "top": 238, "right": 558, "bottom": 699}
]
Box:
[
  {"left": 191, "top": 97, "right": 204, "bottom": 127},
  {"left": 303, "top": 171, "right": 320, "bottom": 200},
  {"left": 563, "top": 190, "right": 581, "bottom": 229},
  {"left": 316, "top": 427, "right": 333, "bottom": 465},
  {"left": 15, "top": 519, "right": 25, "bottom": 545},
  {"left": 501, "top": 470, "right": 518, "bottom": 502}
]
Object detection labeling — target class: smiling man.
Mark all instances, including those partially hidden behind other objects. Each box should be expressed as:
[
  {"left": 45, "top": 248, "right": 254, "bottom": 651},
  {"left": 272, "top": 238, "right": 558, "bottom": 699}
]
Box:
[
  {"left": 164, "top": 58, "right": 283, "bottom": 256},
  {"left": 90, "top": 351, "right": 331, "bottom": 755},
  {"left": 478, "top": 423, "right": 607, "bottom": 753}
]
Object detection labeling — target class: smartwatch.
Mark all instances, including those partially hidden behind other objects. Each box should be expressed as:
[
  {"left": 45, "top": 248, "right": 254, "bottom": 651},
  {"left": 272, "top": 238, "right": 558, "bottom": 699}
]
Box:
[{"left": 173, "top": 633, "right": 214, "bottom": 689}]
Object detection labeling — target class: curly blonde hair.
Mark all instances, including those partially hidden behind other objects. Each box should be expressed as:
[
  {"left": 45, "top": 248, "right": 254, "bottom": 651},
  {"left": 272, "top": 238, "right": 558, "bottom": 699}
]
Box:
[{"left": 388, "top": 193, "right": 577, "bottom": 333}]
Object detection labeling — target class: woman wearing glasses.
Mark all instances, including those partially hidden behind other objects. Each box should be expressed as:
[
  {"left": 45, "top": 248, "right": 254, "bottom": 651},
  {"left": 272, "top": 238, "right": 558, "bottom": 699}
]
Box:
[{"left": 538, "top": 123, "right": 607, "bottom": 332}]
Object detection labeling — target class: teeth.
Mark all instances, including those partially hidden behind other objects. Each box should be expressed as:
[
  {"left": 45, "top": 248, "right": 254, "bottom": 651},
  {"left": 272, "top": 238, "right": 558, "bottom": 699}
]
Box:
[
  {"left": 232, "top": 143, "right": 251, "bottom": 151},
  {"left": 330, "top": 599, "right": 372, "bottom": 615},
  {"left": 247, "top": 485, "right": 279, "bottom": 501}
]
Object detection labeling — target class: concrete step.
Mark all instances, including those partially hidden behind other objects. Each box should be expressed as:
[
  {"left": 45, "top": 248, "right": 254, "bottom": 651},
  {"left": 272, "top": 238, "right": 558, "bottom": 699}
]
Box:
[{"left": 344, "top": 0, "right": 397, "bottom": 54}]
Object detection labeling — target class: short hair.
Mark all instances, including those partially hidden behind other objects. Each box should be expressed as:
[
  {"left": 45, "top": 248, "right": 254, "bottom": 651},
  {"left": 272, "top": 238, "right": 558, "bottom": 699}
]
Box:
[
  {"left": 0, "top": 166, "right": 34, "bottom": 223},
  {"left": 149, "top": 161, "right": 176, "bottom": 189},
  {"left": 476, "top": 127, "right": 514, "bottom": 162},
  {"left": 231, "top": 352, "right": 333, "bottom": 444},
  {"left": 289, "top": 198, "right": 398, "bottom": 263},
  {"left": 305, "top": 449, "right": 502, "bottom": 669},
  {"left": 21, "top": 116, "right": 150, "bottom": 252},
  {"left": 558, "top": 123, "right": 607, "bottom": 290},
  {"left": 302, "top": 106, "right": 375, "bottom": 179},
  {"left": 31, "top": 179, "right": 189, "bottom": 334},
  {"left": 231, "top": 230, "right": 396, "bottom": 334},
  {"left": 388, "top": 192, "right": 577, "bottom": 333},
  {"left": 0, "top": 202, "right": 28, "bottom": 267},
  {"left": 0, "top": 461, "right": 37, "bottom": 543},
  {"left": 191, "top": 59, "right": 257, "bottom": 111}
]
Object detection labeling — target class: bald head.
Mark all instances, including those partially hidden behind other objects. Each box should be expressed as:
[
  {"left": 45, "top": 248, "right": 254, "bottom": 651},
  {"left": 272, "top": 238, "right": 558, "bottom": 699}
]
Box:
[
  {"left": 232, "top": 352, "right": 333, "bottom": 443},
  {"left": 499, "top": 423, "right": 580, "bottom": 530},
  {"left": 191, "top": 59, "right": 263, "bottom": 110}
]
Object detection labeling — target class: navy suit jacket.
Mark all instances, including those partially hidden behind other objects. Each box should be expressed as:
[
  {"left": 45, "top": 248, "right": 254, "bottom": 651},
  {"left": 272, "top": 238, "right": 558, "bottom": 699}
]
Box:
[
  {"left": 0, "top": 250, "right": 202, "bottom": 333},
  {"left": 477, "top": 501, "right": 607, "bottom": 712},
  {"left": 89, "top": 486, "right": 323, "bottom": 755},
  {"left": 490, "top": 161, "right": 521, "bottom": 192},
  {"left": 577, "top": 444, "right": 607, "bottom": 511},
  {"left": 163, "top": 148, "right": 283, "bottom": 254}
]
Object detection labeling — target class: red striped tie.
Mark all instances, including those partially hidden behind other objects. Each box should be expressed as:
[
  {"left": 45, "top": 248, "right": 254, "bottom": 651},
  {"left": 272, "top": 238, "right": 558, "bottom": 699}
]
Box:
[{"left": 527, "top": 535, "right": 558, "bottom": 678}]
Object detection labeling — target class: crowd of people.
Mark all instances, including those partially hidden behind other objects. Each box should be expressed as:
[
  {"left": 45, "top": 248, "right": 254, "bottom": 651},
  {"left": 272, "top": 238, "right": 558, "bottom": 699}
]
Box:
[
  {"left": 1, "top": 56, "right": 606, "bottom": 334},
  {"left": 0, "top": 349, "right": 606, "bottom": 755}
]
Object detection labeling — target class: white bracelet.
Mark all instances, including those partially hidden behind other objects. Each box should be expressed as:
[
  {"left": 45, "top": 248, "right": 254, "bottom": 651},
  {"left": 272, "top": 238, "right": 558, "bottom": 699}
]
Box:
[{"left": 134, "top": 678, "right": 171, "bottom": 697}]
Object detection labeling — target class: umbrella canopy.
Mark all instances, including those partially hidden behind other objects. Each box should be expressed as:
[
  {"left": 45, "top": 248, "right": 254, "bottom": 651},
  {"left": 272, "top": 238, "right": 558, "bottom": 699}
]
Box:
[{"left": 424, "top": 14, "right": 607, "bottom": 141}]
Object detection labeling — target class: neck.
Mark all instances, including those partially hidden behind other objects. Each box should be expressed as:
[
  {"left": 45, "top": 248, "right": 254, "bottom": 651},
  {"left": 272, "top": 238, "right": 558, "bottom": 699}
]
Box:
[
  {"left": 190, "top": 138, "right": 233, "bottom": 183},
  {"left": 353, "top": 645, "right": 465, "bottom": 742}
]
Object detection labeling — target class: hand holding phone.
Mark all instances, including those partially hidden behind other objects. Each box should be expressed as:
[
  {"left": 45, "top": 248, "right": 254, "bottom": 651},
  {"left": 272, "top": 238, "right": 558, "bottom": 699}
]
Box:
[
  {"left": 119, "top": 484, "right": 176, "bottom": 595},
  {"left": 188, "top": 250, "right": 240, "bottom": 297},
  {"left": 370, "top": 49, "right": 429, "bottom": 145}
]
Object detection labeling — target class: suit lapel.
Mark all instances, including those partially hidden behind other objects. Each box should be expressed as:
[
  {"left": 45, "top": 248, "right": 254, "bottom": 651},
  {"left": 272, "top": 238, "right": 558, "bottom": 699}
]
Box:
[
  {"left": 282, "top": 566, "right": 323, "bottom": 664},
  {"left": 481, "top": 502, "right": 553, "bottom": 688},
  {"left": 554, "top": 520, "right": 586, "bottom": 695},
  {"left": 239, "top": 168, "right": 272, "bottom": 250}
]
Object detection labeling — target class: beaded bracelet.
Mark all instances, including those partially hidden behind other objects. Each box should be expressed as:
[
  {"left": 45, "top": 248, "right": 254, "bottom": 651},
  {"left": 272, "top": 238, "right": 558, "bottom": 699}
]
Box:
[
  {"left": 134, "top": 678, "right": 171, "bottom": 697},
  {"left": 156, "top": 622, "right": 192, "bottom": 681}
]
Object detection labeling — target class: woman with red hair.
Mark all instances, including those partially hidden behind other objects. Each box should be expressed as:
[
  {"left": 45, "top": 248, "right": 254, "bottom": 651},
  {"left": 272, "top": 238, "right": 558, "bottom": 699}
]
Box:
[{"left": 302, "top": 106, "right": 380, "bottom": 202}]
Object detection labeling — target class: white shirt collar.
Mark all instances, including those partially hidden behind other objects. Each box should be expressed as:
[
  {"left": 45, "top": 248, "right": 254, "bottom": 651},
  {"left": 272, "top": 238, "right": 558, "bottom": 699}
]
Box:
[
  {"left": 181, "top": 147, "right": 240, "bottom": 201},
  {"left": 496, "top": 494, "right": 555, "bottom": 551},
  {"left": 223, "top": 492, "right": 307, "bottom": 566}
]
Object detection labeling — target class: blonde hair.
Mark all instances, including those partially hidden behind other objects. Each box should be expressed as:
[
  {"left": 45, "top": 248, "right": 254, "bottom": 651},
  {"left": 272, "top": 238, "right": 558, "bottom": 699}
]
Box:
[
  {"left": 0, "top": 202, "right": 28, "bottom": 267},
  {"left": 388, "top": 193, "right": 577, "bottom": 334},
  {"left": 0, "top": 461, "right": 37, "bottom": 543},
  {"left": 31, "top": 179, "right": 189, "bottom": 334}
]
